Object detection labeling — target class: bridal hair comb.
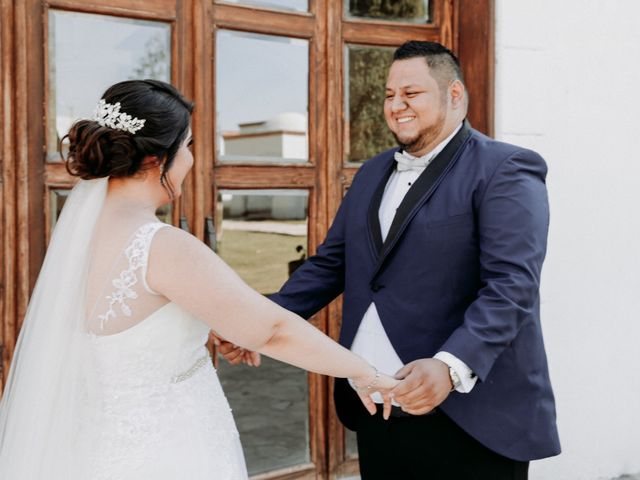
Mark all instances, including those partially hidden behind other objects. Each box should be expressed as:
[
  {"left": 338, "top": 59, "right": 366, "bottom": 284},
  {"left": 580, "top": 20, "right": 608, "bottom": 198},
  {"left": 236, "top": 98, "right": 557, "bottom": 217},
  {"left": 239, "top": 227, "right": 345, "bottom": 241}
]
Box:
[{"left": 93, "top": 99, "right": 146, "bottom": 134}]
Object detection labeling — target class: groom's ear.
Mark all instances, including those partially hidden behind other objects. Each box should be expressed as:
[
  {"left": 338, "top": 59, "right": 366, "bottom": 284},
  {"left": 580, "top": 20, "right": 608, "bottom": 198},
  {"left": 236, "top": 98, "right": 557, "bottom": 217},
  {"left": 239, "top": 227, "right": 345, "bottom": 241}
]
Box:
[{"left": 449, "top": 79, "right": 465, "bottom": 110}]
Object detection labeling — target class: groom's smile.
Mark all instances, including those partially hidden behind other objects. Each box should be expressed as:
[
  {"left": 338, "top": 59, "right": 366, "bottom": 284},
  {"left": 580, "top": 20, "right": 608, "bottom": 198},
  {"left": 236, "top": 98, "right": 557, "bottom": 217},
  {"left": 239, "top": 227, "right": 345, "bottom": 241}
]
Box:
[{"left": 384, "top": 56, "right": 449, "bottom": 156}]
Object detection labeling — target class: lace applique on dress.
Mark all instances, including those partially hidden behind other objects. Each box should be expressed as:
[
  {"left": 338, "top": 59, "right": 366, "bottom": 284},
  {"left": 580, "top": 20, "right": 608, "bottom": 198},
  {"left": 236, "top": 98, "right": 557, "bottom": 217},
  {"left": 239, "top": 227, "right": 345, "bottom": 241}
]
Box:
[{"left": 97, "top": 222, "right": 166, "bottom": 331}]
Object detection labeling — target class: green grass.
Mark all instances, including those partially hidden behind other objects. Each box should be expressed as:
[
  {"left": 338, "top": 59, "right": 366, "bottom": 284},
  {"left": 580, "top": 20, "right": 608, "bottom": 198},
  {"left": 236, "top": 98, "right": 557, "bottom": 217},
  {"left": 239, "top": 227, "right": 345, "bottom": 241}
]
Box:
[{"left": 217, "top": 229, "right": 306, "bottom": 294}]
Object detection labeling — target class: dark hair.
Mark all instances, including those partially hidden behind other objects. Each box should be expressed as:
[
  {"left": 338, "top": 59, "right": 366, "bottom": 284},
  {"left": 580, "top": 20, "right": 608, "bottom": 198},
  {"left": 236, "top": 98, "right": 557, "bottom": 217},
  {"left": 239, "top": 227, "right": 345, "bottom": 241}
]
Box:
[
  {"left": 63, "top": 79, "right": 194, "bottom": 198},
  {"left": 393, "top": 41, "right": 465, "bottom": 94}
]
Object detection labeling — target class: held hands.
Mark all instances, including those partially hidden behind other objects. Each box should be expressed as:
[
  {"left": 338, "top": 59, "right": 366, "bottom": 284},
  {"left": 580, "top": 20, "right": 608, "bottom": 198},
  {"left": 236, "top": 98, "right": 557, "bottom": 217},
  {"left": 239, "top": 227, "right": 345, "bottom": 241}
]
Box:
[
  {"left": 390, "top": 358, "right": 452, "bottom": 415},
  {"left": 211, "top": 331, "right": 399, "bottom": 420},
  {"left": 212, "top": 330, "right": 449, "bottom": 417},
  {"left": 352, "top": 368, "right": 400, "bottom": 420},
  {"left": 209, "top": 331, "right": 261, "bottom": 367}
]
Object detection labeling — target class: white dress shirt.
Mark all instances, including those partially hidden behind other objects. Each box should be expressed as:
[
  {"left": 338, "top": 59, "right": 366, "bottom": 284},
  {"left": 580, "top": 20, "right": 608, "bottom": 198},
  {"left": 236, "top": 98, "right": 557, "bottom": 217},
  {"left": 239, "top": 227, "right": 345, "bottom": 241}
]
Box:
[{"left": 350, "top": 124, "right": 478, "bottom": 403}]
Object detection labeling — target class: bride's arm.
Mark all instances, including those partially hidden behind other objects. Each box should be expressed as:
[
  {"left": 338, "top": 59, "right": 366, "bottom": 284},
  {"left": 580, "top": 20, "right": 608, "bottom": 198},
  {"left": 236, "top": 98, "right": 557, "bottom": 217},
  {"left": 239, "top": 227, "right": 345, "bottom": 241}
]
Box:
[{"left": 147, "top": 226, "right": 395, "bottom": 405}]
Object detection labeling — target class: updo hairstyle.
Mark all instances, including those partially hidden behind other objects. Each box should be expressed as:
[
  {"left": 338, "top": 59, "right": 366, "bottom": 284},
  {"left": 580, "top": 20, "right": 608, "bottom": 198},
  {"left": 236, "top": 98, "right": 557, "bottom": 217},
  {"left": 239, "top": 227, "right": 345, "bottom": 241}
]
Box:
[{"left": 63, "top": 79, "right": 194, "bottom": 198}]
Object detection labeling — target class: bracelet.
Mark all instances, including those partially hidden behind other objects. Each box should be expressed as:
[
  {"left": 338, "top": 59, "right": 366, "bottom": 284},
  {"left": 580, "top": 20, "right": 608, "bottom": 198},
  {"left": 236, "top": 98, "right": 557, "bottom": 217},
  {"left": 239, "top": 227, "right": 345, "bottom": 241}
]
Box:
[{"left": 354, "top": 368, "right": 380, "bottom": 392}]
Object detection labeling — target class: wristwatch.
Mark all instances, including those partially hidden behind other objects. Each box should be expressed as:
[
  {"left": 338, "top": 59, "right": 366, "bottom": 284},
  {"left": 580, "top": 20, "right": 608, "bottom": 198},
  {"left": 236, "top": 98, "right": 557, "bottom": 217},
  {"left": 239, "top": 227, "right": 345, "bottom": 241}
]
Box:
[{"left": 448, "top": 366, "right": 462, "bottom": 392}]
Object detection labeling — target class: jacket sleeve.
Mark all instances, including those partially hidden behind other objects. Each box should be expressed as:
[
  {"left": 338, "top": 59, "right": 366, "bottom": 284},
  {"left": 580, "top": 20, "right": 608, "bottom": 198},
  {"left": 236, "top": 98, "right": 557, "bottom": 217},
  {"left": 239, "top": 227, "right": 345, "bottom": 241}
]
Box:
[
  {"left": 268, "top": 170, "right": 364, "bottom": 319},
  {"left": 438, "top": 149, "right": 550, "bottom": 381}
]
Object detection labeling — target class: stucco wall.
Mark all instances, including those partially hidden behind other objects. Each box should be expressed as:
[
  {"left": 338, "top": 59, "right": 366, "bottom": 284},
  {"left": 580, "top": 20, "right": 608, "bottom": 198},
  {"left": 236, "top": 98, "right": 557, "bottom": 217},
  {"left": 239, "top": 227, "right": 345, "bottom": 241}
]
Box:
[{"left": 494, "top": 1, "right": 640, "bottom": 478}]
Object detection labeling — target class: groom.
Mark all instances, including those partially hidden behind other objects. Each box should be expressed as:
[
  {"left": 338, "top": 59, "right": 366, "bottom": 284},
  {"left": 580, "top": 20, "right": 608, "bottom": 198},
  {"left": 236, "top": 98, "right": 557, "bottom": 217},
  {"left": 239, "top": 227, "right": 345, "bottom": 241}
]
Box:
[{"left": 219, "top": 41, "right": 560, "bottom": 478}]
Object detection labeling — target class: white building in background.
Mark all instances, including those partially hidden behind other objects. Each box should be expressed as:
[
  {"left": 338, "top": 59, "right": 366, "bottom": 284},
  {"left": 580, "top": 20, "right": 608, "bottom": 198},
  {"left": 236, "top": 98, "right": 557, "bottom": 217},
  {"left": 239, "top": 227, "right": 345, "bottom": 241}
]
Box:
[
  {"left": 221, "top": 188, "right": 307, "bottom": 221},
  {"left": 494, "top": 1, "right": 640, "bottom": 479},
  {"left": 220, "top": 112, "right": 308, "bottom": 221},
  {"left": 221, "top": 111, "right": 308, "bottom": 161}
]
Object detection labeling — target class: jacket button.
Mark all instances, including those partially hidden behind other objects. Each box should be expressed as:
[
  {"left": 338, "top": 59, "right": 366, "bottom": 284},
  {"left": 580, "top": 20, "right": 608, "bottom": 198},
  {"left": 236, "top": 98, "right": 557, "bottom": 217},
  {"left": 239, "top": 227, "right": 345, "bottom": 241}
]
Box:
[{"left": 371, "top": 283, "right": 384, "bottom": 292}]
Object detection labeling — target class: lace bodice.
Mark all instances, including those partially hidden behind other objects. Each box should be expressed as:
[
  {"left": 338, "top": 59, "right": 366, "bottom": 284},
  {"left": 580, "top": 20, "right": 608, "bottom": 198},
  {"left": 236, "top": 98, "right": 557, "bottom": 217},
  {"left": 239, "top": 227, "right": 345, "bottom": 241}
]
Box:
[
  {"left": 83, "top": 222, "right": 247, "bottom": 479},
  {"left": 89, "top": 222, "right": 168, "bottom": 334},
  {"left": 87, "top": 222, "right": 213, "bottom": 384}
]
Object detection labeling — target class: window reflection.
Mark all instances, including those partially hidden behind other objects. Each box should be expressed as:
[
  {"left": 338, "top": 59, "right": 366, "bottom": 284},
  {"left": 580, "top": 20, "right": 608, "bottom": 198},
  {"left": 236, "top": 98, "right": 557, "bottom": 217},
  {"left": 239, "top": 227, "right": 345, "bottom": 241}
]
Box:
[
  {"left": 345, "top": 0, "right": 430, "bottom": 23},
  {"left": 216, "top": 189, "right": 310, "bottom": 475},
  {"left": 155, "top": 204, "right": 173, "bottom": 225},
  {"left": 345, "top": 429, "right": 358, "bottom": 458},
  {"left": 216, "top": 189, "right": 308, "bottom": 293},
  {"left": 48, "top": 10, "right": 170, "bottom": 159},
  {"left": 344, "top": 45, "right": 396, "bottom": 163},
  {"left": 50, "top": 187, "right": 172, "bottom": 229},
  {"left": 219, "top": 0, "right": 308, "bottom": 12},
  {"left": 216, "top": 30, "right": 309, "bottom": 163},
  {"left": 50, "top": 189, "right": 70, "bottom": 230}
]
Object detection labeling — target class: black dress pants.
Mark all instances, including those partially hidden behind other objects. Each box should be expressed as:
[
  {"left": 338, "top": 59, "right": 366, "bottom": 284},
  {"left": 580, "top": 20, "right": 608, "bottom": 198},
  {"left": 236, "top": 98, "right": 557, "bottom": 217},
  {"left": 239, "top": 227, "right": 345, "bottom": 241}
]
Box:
[{"left": 355, "top": 409, "right": 529, "bottom": 480}]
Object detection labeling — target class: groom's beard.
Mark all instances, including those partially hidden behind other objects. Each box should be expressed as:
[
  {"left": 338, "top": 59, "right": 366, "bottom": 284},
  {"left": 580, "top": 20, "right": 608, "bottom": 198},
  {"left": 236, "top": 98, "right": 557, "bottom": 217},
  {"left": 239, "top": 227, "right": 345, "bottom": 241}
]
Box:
[{"left": 393, "top": 109, "right": 447, "bottom": 155}]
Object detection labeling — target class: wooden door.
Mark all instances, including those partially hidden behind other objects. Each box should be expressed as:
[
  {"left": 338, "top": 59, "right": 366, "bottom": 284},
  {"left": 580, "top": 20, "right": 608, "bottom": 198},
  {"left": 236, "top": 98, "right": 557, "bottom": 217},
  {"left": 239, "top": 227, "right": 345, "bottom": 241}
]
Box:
[
  {"left": 201, "top": 2, "right": 328, "bottom": 477},
  {"left": 324, "top": 1, "right": 493, "bottom": 476},
  {"left": 202, "top": 2, "right": 493, "bottom": 478},
  {"left": 0, "top": 0, "right": 193, "bottom": 388},
  {"left": 0, "top": 1, "right": 493, "bottom": 478}
]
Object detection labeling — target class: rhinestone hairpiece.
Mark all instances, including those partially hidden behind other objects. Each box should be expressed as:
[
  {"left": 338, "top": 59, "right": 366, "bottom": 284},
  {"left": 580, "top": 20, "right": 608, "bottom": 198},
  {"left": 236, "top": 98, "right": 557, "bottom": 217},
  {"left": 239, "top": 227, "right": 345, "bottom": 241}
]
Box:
[{"left": 93, "top": 99, "right": 146, "bottom": 134}]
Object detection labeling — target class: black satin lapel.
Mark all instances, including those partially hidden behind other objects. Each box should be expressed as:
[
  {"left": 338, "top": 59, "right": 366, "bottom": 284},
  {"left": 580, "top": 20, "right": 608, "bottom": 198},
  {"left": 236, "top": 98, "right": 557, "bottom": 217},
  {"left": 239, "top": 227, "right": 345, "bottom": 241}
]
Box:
[
  {"left": 367, "top": 158, "right": 397, "bottom": 255},
  {"left": 380, "top": 122, "right": 472, "bottom": 257}
]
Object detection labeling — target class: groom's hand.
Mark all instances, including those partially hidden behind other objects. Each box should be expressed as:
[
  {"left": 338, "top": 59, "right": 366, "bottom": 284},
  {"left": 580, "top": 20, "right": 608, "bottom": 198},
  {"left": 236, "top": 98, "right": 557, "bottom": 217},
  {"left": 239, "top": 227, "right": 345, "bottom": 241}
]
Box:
[
  {"left": 390, "top": 358, "right": 451, "bottom": 415},
  {"left": 209, "top": 332, "right": 262, "bottom": 367}
]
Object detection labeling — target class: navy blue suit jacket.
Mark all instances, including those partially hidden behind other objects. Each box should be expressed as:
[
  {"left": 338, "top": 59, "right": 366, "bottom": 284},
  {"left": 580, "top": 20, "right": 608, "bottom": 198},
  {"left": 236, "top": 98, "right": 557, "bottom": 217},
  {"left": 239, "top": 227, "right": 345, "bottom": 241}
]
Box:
[{"left": 270, "top": 124, "right": 561, "bottom": 461}]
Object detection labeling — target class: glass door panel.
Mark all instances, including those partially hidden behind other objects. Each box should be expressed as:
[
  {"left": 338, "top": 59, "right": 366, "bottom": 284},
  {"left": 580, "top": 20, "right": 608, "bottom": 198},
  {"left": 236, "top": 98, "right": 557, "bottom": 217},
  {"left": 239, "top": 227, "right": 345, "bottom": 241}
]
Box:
[
  {"left": 46, "top": 8, "right": 173, "bottom": 232},
  {"left": 345, "top": 0, "right": 430, "bottom": 23},
  {"left": 345, "top": 429, "right": 358, "bottom": 458},
  {"left": 216, "top": 30, "right": 309, "bottom": 164},
  {"left": 215, "top": 189, "right": 311, "bottom": 476},
  {"left": 49, "top": 189, "right": 70, "bottom": 229},
  {"left": 344, "top": 45, "right": 396, "bottom": 163},
  {"left": 218, "top": 0, "right": 308, "bottom": 12},
  {"left": 47, "top": 10, "right": 170, "bottom": 160}
]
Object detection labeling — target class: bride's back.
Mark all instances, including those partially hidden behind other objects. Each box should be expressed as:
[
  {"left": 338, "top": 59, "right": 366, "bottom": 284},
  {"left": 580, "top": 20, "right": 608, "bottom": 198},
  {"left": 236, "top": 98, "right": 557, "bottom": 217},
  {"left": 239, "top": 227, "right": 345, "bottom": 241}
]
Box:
[
  {"left": 0, "top": 80, "right": 249, "bottom": 480},
  {"left": 86, "top": 205, "right": 169, "bottom": 336}
]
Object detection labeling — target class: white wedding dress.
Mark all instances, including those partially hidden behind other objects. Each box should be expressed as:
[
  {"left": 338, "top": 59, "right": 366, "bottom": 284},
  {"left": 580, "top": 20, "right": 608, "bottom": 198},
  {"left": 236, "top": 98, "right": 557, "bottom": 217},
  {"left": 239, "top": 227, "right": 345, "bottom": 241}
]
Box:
[
  {"left": 83, "top": 222, "right": 248, "bottom": 480},
  {"left": 0, "top": 179, "right": 248, "bottom": 479}
]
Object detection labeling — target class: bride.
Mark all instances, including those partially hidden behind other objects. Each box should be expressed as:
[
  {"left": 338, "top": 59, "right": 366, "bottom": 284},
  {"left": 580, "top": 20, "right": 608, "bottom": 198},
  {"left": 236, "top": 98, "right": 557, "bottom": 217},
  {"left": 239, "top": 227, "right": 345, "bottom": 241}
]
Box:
[{"left": 0, "top": 79, "right": 396, "bottom": 479}]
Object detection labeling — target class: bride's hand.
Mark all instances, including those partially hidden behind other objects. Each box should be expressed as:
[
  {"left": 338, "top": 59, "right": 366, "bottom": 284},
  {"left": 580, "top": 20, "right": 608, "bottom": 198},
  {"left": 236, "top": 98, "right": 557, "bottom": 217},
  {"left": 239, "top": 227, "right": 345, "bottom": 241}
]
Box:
[
  {"left": 209, "top": 331, "right": 261, "bottom": 367},
  {"left": 352, "top": 369, "right": 400, "bottom": 420}
]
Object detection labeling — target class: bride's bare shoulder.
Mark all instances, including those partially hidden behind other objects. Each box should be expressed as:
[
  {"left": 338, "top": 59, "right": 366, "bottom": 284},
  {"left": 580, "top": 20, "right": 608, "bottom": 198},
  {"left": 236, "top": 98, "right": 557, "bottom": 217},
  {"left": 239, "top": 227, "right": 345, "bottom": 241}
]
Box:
[
  {"left": 151, "top": 224, "right": 213, "bottom": 259},
  {"left": 148, "top": 224, "right": 225, "bottom": 281},
  {"left": 146, "top": 223, "right": 234, "bottom": 299}
]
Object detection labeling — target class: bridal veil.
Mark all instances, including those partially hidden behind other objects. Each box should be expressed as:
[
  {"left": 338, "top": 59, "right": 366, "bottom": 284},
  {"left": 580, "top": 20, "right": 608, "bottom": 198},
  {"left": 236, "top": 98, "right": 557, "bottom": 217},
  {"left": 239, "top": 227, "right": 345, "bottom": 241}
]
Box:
[{"left": 0, "top": 178, "right": 107, "bottom": 478}]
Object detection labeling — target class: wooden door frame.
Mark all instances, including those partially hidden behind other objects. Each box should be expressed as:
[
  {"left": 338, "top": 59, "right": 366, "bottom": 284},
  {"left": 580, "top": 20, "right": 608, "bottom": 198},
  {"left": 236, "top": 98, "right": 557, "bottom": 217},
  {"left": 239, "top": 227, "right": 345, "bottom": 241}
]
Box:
[
  {"left": 0, "top": 0, "right": 494, "bottom": 477},
  {"left": 0, "top": 0, "right": 43, "bottom": 389},
  {"left": 204, "top": 2, "right": 330, "bottom": 477},
  {"left": 326, "top": 1, "right": 494, "bottom": 476},
  {"left": 0, "top": 0, "right": 15, "bottom": 388},
  {"left": 1, "top": 0, "right": 194, "bottom": 341}
]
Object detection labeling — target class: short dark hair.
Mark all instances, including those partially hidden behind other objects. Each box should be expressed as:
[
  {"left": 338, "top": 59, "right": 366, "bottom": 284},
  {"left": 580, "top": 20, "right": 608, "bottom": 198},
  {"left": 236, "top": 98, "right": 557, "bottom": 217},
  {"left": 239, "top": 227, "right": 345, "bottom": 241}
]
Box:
[
  {"left": 393, "top": 41, "right": 465, "bottom": 92},
  {"left": 64, "top": 79, "right": 193, "bottom": 198}
]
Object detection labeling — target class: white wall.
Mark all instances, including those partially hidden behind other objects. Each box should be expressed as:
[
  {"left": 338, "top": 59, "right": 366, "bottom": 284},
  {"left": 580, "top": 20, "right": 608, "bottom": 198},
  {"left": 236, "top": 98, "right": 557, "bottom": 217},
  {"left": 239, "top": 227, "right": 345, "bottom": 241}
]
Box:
[{"left": 494, "top": 1, "right": 640, "bottom": 479}]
